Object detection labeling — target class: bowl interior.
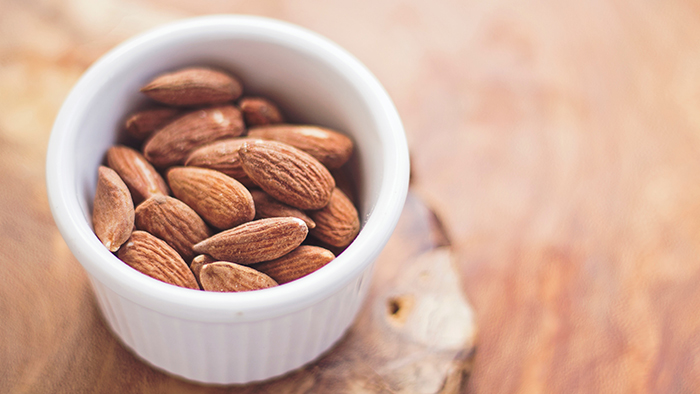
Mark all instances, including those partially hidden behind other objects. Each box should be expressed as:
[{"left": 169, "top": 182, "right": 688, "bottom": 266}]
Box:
[{"left": 47, "top": 16, "right": 408, "bottom": 321}]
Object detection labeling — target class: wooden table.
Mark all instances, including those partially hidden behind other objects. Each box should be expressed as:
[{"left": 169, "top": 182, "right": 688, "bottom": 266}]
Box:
[{"left": 2, "top": 0, "right": 700, "bottom": 392}]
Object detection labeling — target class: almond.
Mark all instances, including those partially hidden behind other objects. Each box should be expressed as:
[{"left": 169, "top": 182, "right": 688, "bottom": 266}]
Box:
[
  {"left": 190, "top": 254, "right": 215, "bottom": 283},
  {"left": 134, "top": 195, "right": 212, "bottom": 262},
  {"left": 140, "top": 67, "right": 243, "bottom": 106},
  {"left": 331, "top": 167, "right": 358, "bottom": 205},
  {"left": 252, "top": 245, "right": 335, "bottom": 284},
  {"left": 239, "top": 140, "right": 335, "bottom": 210},
  {"left": 93, "top": 166, "right": 134, "bottom": 252},
  {"left": 247, "top": 124, "right": 353, "bottom": 169},
  {"left": 184, "top": 137, "right": 258, "bottom": 187},
  {"left": 143, "top": 105, "right": 245, "bottom": 168},
  {"left": 106, "top": 145, "right": 169, "bottom": 204},
  {"left": 309, "top": 188, "right": 360, "bottom": 248},
  {"left": 125, "top": 106, "right": 181, "bottom": 141},
  {"left": 118, "top": 231, "right": 199, "bottom": 290},
  {"left": 251, "top": 189, "right": 315, "bottom": 229},
  {"left": 167, "top": 167, "right": 255, "bottom": 230},
  {"left": 193, "top": 217, "right": 308, "bottom": 265},
  {"left": 239, "top": 97, "right": 284, "bottom": 126},
  {"left": 199, "top": 261, "right": 277, "bottom": 292}
]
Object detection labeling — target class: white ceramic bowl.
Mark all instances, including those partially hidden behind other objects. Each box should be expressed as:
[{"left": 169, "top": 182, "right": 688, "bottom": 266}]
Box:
[{"left": 46, "top": 15, "right": 409, "bottom": 384}]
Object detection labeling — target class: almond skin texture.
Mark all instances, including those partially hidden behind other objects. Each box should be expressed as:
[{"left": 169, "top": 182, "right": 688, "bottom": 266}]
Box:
[
  {"left": 200, "top": 261, "right": 277, "bottom": 292},
  {"left": 143, "top": 105, "right": 245, "bottom": 168},
  {"left": 167, "top": 167, "right": 255, "bottom": 230},
  {"left": 134, "top": 195, "right": 212, "bottom": 262},
  {"left": 118, "top": 231, "right": 199, "bottom": 290},
  {"left": 106, "top": 145, "right": 169, "bottom": 204},
  {"left": 184, "top": 137, "right": 258, "bottom": 187},
  {"left": 193, "top": 217, "right": 308, "bottom": 265},
  {"left": 93, "top": 166, "right": 134, "bottom": 252},
  {"left": 125, "top": 106, "right": 181, "bottom": 141},
  {"left": 239, "top": 140, "right": 335, "bottom": 210},
  {"left": 239, "top": 97, "right": 284, "bottom": 126},
  {"left": 140, "top": 67, "right": 243, "bottom": 106},
  {"left": 251, "top": 189, "right": 315, "bottom": 229},
  {"left": 252, "top": 245, "right": 335, "bottom": 284},
  {"left": 309, "top": 188, "right": 360, "bottom": 248},
  {"left": 190, "top": 254, "right": 215, "bottom": 283},
  {"left": 248, "top": 124, "right": 353, "bottom": 169},
  {"left": 331, "top": 167, "right": 358, "bottom": 206}
]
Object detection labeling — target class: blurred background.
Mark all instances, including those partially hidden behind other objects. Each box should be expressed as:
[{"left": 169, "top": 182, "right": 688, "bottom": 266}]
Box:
[{"left": 2, "top": 0, "right": 700, "bottom": 392}]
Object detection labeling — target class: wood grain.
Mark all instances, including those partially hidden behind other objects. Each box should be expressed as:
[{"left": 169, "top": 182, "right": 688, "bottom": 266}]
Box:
[
  {"left": 2, "top": 0, "right": 700, "bottom": 392},
  {"left": 0, "top": 131, "right": 475, "bottom": 392}
]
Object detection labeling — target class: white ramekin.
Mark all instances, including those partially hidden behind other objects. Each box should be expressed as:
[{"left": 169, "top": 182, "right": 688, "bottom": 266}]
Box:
[{"left": 46, "top": 15, "right": 409, "bottom": 384}]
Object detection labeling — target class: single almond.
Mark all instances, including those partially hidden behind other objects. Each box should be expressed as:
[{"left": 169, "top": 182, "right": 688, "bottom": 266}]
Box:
[
  {"left": 200, "top": 261, "right": 277, "bottom": 292},
  {"left": 106, "top": 145, "right": 169, "bottom": 204},
  {"left": 247, "top": 124, "right": 353, "bottom": 169},
  {"left": 143, "top": 105, "right": 245, "bottom": 168},
  {"left": 125, "top": 106, "right": 181, "bottom": 141},
  {"left": 134, "top": 195, "right": 212, "bottom": 262},
  {"left": 140, "top": 67, "right": 243, "bottom": 106},
  {"left": 118, "top": 231, "right": 199, "bottom": 290},
  {"left": 184, "top": 137, "right": 259, "bottom": 187},
  {"left": 331, "top": 167, "right": 358, "bottom": 206},
  {"left": 309, "top": 188, "right": 360, "bottom": 248},
  {"left": 93, "top": 166, "right": 134, "bottom": 252},
  {"left": 252, "top": 245, "right": 335, "bottom": 284},
  {"left": 302, "top": 236, "right": 348, "bottom": 258},
  {"left": 239, "top": 140, "right": 335, "bottom": 210},
  {"left": 193, "top": 217, "right": 308, "bottom": 265},
  {"left": 239, "top": 97, "right": 284, "bottom": 126},
  {"left": 250, "top": 189, "right": 315, "bottom": 229},
  {"left": 167, "top": 167, "right": 255, "bottom": 230},
  {"left": 190, "top": 254, "right": 216, "bottom": 283}
]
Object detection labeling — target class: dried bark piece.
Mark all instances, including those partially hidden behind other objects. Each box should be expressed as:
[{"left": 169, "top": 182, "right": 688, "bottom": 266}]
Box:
[
  {"left": 252, "top": 245, "right": 335, "bottom": 284},
  {"left": 248, "top": 124, "right": 354, "bottom": 169},
  {"left": 143, "top": 105, "right": 245, "bottom": 168},
  {"left": 239, "top": 140, "right": 335, "bottom": 210},
  {"left": 106, "top": 145, "right": 169, "bottom": 205},
  {"left": 117, "top": 231, "right": 199, "bottom": 290},
  {"left": 140, "top": 67, "right": 243, "bottom": 106},
  {"left": 200, "top": 261, "right": 278, "bottom": 292},
  {"left": 193, "top": 217, "right": 308, "bottom": 265},
  {"left": 309, "top": 188, "right": 360, "bottom": 248},
  {"left": 134, "top": 195, "right": 212, "bottom": 262},
  {"left": 92, "top": 166, "right": 134, "bottom": 252},
  {"left": 239, "top": 96, "right": 284, "bottom": 126},
  {"left": 167, "top": 167, "right": 255, "bottom": 230}
]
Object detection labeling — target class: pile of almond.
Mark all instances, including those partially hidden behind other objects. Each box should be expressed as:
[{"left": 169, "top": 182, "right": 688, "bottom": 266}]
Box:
[{"left": 92, "top": 67, "right": 360, "bottom": 292}]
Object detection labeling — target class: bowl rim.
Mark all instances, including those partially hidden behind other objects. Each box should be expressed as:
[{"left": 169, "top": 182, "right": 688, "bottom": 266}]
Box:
[{"left": 46, "top": 15, "right": 409, "bottom": 322}]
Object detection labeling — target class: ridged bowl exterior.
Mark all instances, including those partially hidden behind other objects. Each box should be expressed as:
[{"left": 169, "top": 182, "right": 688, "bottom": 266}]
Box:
[{"left": 89, "top": 266, "right": 373, "bottom": 384}]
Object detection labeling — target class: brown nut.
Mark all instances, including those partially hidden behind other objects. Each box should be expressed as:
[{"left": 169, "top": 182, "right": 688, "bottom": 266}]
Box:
[
  {"left": 143, "top": 105, "right": 245, "bottom": 168},
  {"left": 134, "top": 195, "right": 212, "bottom": 262},
  {"left": 92, "top": 166, "right": 134, "bottom": 252},
  {"left": 118, "top": 231, "right": 200, "bottom": 290},
  {"left": 193, "top": 217, "right": 308, "bottom": 265},
  {"left": 239, "top": 140, "right": 335, "bottom": 210},
  {"left": 200, "top": 261, "right": 278, "bottom": 292},
  {"left": 252, "top": 245, "right": 335, "bottom": 284},
  {"left": 140, "top": 67, "right": 243, "bottom": 106},
  {"left": 167, "top": 166, "right": 255, "bottom": 230},
  {"left": 248, "top": 124, "right": 353, "bottom": 169},
  {"left": 309, "top": 188, "right": 360, "bottom": 248}
]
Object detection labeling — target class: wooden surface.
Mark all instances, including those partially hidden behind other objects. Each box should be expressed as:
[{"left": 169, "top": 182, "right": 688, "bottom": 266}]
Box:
[{"left": 3, "top": 0, "right": 700, "bottom": 392}]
